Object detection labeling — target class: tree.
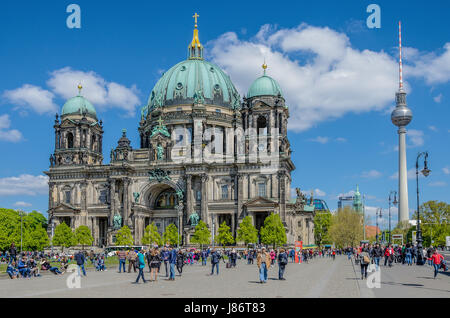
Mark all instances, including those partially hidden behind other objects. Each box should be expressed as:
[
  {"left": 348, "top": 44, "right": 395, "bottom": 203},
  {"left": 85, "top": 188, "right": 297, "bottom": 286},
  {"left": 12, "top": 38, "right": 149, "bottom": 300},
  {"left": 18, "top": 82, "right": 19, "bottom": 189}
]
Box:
[
  {"left": 215, "top": 221, "right": 234, "bottom": 247},
  {"left": 53, "top": 222, "right": 75, "bottom": 251},
  {"left": 75, "top": 225, "right": 94, "bottom": 250},
  {"left": 236, "top": 216, "right": 258, "bottom": 245},
  {"left": 260, "top": 213, "right": 287, "bottom": 249},
  {"left": 115, "top": 225, "right": 134, "bottom": 246},
  {"left": 314, "top": 210, "right": 332, "bottom": 247},
  {"left": 0, "top": 208, "right": 21, "bottom": 250},
  {"left": 163, "top": 223, "right": 179, "bottom": 247},
  {"left": 191, "top": 220, "right": 211, "bottom": 248},
  {"left": 142, "top": 222, "right": 163, "bottom": 246},
  {"left": 27, "top": 227, "right": 50, "bottom": 251},
  {"left": 412, "top": 200, "right": 450, "bottom": 247},
  {"left": 329, "top": 207, "right": 363, "bottom": 248}
]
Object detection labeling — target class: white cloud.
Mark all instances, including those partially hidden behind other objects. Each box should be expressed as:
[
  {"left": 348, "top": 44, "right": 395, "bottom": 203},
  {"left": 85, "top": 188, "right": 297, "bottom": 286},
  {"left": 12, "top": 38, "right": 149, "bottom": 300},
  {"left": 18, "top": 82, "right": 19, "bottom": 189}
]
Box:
[
  {"left": 336, "top": 137, "right": 347, "bottom": 143},
  {"left": 208, "top": 24, "right": 450, "bottom": 132},
  {"left": 443, "top": 167, "right": 450, "bottom": 175},
  {"left": 308, "top": 136, "right": 329, "bottom": 144},
  {"left": 406, "top": 43, "right": 450, "bottom": 85},
  {"left": 0, "top": 114, "right": 23, "bottom": 142},
  {"left": 428, "top": 125, "right": 438, "bottom": 132},
  {"left": 0, "top": 174, "right": 48, "bottom": 196},
  {"left": 3, "top": 84, "right": 57, "bottom": 114},
  {"left": 433, "top": 94, "right": 442, "bottom": 103},
  {"left": 361, "top": 170, "right": 382, "bottom": 178},
  {"left": 428, "top": 181, "right": 447, "bottom": 187},
  {"left": 407, "top": 129, "right": 424, "bottom": 147},
  {"left": 337, "top": 190, "right": 355, "bottom": 199},
  {"left": 208, "top": 24, "right": 399, "bottom": 131},
  {"left": 14, "top": 201, "right": 32, "bottom": 207},
  {"left": 47, "top": 67, "right": 141, "bottom": 116},
  {"left": 314, "top": 188, "right": 326, "bottom": 197}
]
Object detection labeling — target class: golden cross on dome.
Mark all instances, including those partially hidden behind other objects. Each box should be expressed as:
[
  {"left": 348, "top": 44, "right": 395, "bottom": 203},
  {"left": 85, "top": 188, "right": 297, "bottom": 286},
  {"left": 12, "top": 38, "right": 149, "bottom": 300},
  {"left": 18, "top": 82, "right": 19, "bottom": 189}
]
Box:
[
  {"left": 77, "top": 83, "right": 83, "bottom": 95},
  {"left": 157, "top": 116, "right": 164, "bottom": 127},
  {"left": 193, "top": 13, "right": 199, "bottom": 26}
]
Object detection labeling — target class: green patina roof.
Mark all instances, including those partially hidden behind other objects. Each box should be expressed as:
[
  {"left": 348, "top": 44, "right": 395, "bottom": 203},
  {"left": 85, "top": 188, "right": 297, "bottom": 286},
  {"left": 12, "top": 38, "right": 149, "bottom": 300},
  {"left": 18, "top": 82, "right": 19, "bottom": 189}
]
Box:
[
  {"left": 61, "top": 95, "right": 97, "bottom": 118},
  {"left": 147, "top": 59, "right": 241, "bottom": 110},
  {"left": 247, "top": 74, "right": 283, "bottom": 98}
]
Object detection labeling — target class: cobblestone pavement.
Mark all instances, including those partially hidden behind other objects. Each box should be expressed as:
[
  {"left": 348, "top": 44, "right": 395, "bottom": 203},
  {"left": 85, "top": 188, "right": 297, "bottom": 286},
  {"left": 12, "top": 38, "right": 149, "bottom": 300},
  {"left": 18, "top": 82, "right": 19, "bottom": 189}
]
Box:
[{"left": 0, "top": 255, "right": 447, "bottom": 298}]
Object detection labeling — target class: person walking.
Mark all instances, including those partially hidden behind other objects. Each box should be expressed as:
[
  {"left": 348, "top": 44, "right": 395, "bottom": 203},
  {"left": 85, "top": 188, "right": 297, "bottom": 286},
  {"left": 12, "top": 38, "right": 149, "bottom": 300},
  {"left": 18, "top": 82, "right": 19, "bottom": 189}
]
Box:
[
  {"left": 168, "top": 247, "right": 177, "bottom": 281},
  {"left": 117, "top": 249, "right": 127, "bottom": 273},
  {"left": 133, "top": 249, "right": 147, "bottom": 284},
  {"left": 127, "top": 249, "right": 137, "bottom": 273},
  {"left": 430, "top": 249, "right": 444, "bottom": 279},
  {"left": 230, "top": 249, "right": 237, "bottom": 268},
  {"left": 359, "top": 247, "right": 370, "bottom": 280},
  {"left": 149, "top": 248, "right": 162, "bottom": 281},
  {"left": 161, "top": 247, "right": 170, "bottom": 277},
  {"left": 405, "top": 244, "right": 413, "bottom": 266},
  {"left": 201, "top": 249, "right": 207, "bottom": 266},
  {"left": 277, "top": 249, "right": 288, "bottom": 280},
  {"left": 176, "top": 249, "right": 185, "bottom": 276},
  {"left": 257, "top": 248, "right": 271, "bottom": 284},
  {"left": 371, "top": 244, "right": 382, "bottom": 271},
  {"left": 75, "top": 251, "right": 87, "bottom": 277},
  {"left": 9, "top": 243, "right": 17, "bottom": 264},
  {"left": 210, "top": 249, "right": 221, "bottom": 275}
]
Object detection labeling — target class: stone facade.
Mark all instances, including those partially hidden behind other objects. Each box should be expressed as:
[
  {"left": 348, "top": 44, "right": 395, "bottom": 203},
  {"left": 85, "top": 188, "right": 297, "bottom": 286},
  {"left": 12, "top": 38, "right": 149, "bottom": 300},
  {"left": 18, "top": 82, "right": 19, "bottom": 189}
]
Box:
[{"left": 44, "top": 23, "right": 315, "bottom": 247}]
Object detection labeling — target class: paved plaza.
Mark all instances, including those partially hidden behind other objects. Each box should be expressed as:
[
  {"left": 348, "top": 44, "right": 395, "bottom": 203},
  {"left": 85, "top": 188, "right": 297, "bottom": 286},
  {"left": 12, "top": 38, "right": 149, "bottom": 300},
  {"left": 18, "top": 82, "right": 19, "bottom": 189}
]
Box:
[{"left": 1, "top": 255, "right": 448, "bottom": 298}]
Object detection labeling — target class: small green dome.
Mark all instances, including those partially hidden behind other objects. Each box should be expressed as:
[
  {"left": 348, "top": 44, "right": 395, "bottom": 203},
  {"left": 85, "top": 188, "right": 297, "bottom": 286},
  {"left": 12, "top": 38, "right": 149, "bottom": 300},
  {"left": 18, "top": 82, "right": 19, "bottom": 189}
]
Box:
[
  {"left": 147, "top": 59, "right": 241, "bottom": 110},
  {"left": 61, "top": 95, "right": 97, "bottom": 118},
  {"left": 247, "top": 75, "right": 283, "bottom": 98}
]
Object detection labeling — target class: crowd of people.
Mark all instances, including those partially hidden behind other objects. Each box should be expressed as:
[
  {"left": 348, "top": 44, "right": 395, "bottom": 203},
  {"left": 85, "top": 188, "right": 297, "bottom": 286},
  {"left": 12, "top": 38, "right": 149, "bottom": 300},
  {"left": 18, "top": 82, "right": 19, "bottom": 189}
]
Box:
[
  {"left": 1, "top": 242, "right": 109, "bottom": 279},
  {"left": 347, "top": 243, "right": 448, "bottom": 280},
  {"left": 2, "top": 240, "right": 447, "bottom": 284}
]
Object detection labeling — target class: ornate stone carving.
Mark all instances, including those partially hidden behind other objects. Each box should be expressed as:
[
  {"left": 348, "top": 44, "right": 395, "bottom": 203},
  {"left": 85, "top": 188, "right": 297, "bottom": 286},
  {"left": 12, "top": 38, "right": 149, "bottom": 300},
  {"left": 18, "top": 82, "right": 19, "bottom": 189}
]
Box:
[{"left": 148, "top": 169, "right": 171, "bottom": 182}]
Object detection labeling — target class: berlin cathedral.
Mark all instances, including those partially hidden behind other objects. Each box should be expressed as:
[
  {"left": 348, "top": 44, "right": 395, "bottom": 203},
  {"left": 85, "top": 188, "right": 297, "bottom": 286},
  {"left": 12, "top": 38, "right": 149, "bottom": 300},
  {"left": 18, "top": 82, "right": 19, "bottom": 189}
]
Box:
[{"left": 45, "top": 15, "right": 316, "bottom": 247}]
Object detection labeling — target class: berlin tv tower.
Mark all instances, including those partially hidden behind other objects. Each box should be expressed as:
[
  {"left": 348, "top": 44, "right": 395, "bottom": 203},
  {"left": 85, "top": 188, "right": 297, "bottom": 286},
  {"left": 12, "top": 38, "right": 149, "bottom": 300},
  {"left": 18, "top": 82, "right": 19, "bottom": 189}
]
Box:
[{"left": 391, "top": 21, "right": 413, "bottom": 224}]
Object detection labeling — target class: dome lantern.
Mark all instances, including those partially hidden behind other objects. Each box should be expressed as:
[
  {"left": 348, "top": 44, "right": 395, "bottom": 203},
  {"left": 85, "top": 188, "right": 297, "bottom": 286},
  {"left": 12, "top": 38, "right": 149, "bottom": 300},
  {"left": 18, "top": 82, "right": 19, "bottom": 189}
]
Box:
[{"left": 188, "top": 12, "right": 204, "bottom": 60}]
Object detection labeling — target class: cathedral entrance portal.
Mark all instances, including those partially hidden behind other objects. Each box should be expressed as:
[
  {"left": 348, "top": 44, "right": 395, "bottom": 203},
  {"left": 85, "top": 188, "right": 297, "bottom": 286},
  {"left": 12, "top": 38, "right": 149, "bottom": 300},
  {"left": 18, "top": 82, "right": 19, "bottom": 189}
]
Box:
[{"left": 255, "top": 212, "right": 270, "bottom": 243}]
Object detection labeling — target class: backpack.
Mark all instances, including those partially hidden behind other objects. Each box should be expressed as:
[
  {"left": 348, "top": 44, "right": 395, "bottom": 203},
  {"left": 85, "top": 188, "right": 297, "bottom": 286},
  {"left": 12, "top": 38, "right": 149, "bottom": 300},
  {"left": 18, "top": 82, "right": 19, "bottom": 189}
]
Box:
[
  {"left": 363, "top": 255, "right": 370, "bottom": 264},
  {"left": 280, "top": 254, "right": 288, "bottom": 265}
]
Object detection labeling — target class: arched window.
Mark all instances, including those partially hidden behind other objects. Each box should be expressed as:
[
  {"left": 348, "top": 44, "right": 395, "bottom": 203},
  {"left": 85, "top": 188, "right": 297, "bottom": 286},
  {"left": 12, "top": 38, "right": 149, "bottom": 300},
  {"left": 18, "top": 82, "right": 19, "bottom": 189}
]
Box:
[
  {"left": 91, "top": 135, "right": 96, "bottom": 151},
  {"left": 155, "top": 190, "right": 178, "bottom": 209},
  {"left": 257, "top": 116, "right": 267, "bottom": 136},
  {"left": 67, "top": 132, "right": 74, "bottom": 149}
]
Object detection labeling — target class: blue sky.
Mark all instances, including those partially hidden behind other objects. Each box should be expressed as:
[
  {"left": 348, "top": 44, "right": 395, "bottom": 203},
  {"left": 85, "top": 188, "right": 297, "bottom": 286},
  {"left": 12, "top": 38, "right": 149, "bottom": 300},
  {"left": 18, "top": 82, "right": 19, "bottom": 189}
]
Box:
[{"left": 1, "top": 0, "right": 449, "bottom": 229}]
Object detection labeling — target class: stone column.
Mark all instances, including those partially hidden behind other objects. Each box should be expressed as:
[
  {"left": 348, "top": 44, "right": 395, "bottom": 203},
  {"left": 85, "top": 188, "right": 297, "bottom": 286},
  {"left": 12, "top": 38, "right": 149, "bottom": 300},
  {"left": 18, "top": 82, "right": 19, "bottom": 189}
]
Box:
[
  {"left": 80, "top": 181, "right": 88, "bottom": 225},
  {"left": 201, "top": 174, "right": 209, "bottom": 222},
  {"left": 186, "top": 175, "right": 192, "bottom": 218},
  {"left": 277, "top": 171, "right": 286, "bottom": 223},
  {"left": 109, "top": 179, "right": 116, "bottom": 227},
  {"left": 123, "top": 178, "right": 130, "bottom": 227},
  {"left": 237, "top": 174, "right": 244, "bottom": 220}
]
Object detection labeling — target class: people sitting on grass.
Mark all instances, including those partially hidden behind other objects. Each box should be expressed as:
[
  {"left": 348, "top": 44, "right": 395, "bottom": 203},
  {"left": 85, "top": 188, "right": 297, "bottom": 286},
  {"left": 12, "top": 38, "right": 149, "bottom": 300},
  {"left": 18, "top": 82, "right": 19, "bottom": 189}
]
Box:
[
  {"left": 18, "top": 256, "right": 31, "bottom": 278},
  {"left": 96, "top": 256, "right": 106, "bottom": 271},
  {"left": 7, "top": 261, "right": 19, "bottom": 279},
  {"left": 41, "top": 258, "right": 63, "bottom": 275},
  {"left": 27, "top": 257, "right": 40, "bottom": 277}
]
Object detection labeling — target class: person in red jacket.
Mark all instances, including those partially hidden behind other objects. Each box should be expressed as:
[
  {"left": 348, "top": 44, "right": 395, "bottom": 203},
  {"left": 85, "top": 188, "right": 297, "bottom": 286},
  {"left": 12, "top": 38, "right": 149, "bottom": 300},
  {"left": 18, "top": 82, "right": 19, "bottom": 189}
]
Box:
[{"left": 430, "top": 249, "right": 444, "bottom": 279}]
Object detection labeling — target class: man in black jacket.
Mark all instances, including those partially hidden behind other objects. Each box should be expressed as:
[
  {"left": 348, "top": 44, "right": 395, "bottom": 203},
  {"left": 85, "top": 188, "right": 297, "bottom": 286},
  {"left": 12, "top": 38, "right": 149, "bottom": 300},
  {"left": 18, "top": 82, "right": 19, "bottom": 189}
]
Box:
[
  {"left": 371, "top": 244, "right": 383, "bottom": 271},
  {"left": 75, "top": 251, "right": 86, "bottom": 276},
  {"left": 9, "top": 243, "right": 17, "bottom": 264}
]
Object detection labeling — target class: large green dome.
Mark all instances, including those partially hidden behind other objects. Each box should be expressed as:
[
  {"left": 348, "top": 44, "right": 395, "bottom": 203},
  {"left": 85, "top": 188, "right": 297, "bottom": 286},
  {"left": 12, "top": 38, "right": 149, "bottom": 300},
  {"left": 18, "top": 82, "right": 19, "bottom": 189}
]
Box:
[
  {"left": 61, "top": 95, "right": 97, "bottom": 118},
  {"left": 247, "top": 74, "right": 283, "bottom": 98},
  {"left": 147, "top": 59, "right": 241, "bottom": 110}
]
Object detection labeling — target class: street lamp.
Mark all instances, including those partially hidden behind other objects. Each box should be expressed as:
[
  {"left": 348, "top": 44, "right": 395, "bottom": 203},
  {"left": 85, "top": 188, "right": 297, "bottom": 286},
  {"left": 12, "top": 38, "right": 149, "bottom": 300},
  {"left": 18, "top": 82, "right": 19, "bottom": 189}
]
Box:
[
  {"left": 415, "top": 151, "right": 431, "bottom": 265},
  {"left": 388, "top": 191, "right": 398, "bottom": 245},
  {"left": 376, "top": 208, "right": 383, "bottom": 244}
]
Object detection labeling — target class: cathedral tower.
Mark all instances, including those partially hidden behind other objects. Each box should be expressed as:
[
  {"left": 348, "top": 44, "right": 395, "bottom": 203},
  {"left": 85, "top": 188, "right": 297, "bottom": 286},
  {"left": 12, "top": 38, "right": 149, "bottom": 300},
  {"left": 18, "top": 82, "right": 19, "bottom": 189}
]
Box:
[{"left": 50, "top": 85, "right": 104, "bottom": 167}]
